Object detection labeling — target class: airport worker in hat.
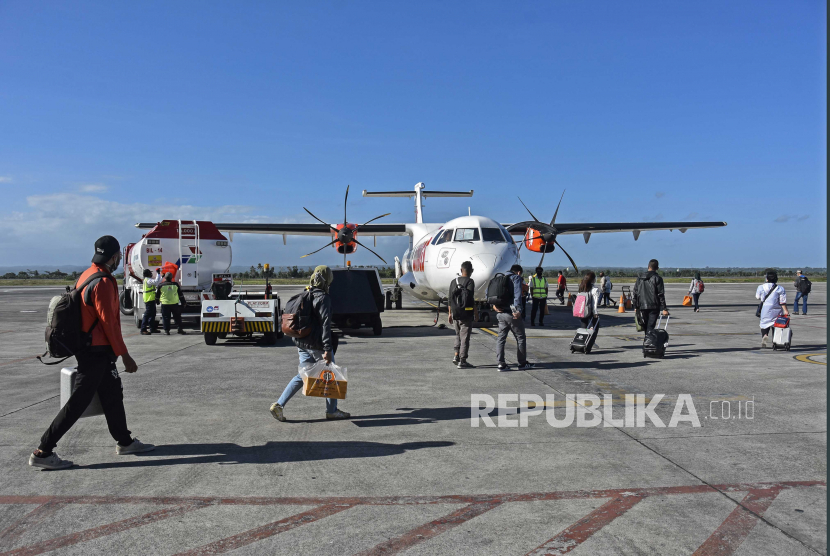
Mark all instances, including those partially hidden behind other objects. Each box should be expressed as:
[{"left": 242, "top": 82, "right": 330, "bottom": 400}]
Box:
[
  {"left": 140, "top": 268, "right": 163, "bottom": 334},
  {"left": 157, "top": 272, "right": 186, "bottom": 335},
  {"left": 29, "top": 235, "right": 154, "bottom": 470},
  {"left": 449, "top": 260, "right": 477, "bottom": 368},
  {"left": 270, "top": 265, "right": 350, "bottom": 422}
]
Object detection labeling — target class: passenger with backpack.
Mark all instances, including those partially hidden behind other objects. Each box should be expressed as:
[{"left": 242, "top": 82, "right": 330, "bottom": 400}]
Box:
[
  {"left": 793, "top": 270, "right": 811, "bottom": 315},
  {"left": 757, "top": 269, "right": 789, "bottom": 347},
  {"left": 271, "top": 265, "right": 350, "bottom": 422},
  {"left": 488, "top": 264, "right": 532, "bottom": 371},
  {"left": 688, "top": 271, "right": 704, "bottom": 312},
  {"left": 633, "top": 259, "right": 669, "bottom": 335},
  {"left": 448, "top": 261, "right": 477, "bottom": 368},
  {"left": 30, "top": 236, "right": 153, "bottom": 470},
  {"left": 574, "top": 271, "right": 601, "bottom": 328}
]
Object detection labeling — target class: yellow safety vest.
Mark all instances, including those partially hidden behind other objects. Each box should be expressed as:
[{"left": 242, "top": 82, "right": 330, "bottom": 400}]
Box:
[
  {"left": 159, "top": 283, "right": 180, "bottom": 305},
  {"left": 530, "top": 276, "right": 548, "bottom": 299},
  {"left": 143, "top": 278, "right": 156, "bottom": 303}
]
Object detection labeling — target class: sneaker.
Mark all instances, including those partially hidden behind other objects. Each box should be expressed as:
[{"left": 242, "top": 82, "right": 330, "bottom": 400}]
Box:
[
  {"left": 452, "top": 355, "right": 460, "bottom": 365},
  {"left": 793, "top": 312, "right": 799, "bottom": 315},
  {"left": 761, "top": 335, "right": 769, "bottom": 348},
  {"left": 326, "top": 410, "right": 351, "bottom": 420},
  {"left": 518, "top": 362, "right": 535, "bottom": 370},
  {"left": 457, "top": 360, "right": 474, "bottom": 369},
  {"left": 28, "top": 451, "right": 73, "bottom": 470},
  {"left": 177, "top": 330, "right": 187, "bottom": 335},
  {"left": 165, "top": 330, "right": 170, "bottom": 335},
  {"left": 497, "top": 363, "right": 509, "bottom": 371},
  {"left": 269, "top": 402, "right": 286, "bottom": 422},
  {"left": 116, "top": 438, "right": 155, "bottom": 455},
  {"left": 140, "top": 330, "right": 151, "bottom": 335}
]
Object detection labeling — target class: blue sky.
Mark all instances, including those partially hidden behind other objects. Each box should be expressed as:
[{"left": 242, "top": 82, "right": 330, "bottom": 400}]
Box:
[{"left": 0, "top": 1, "right": 825, "bottom": 268}]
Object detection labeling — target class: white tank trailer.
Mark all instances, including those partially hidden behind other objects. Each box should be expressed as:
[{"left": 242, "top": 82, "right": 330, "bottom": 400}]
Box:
[{"left": 120, "top": 220, "right": 233, "bottom": 328}]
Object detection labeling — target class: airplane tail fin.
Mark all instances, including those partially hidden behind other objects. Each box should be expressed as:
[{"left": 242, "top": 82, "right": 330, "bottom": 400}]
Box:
[{"left": 362, "top": 182, "right": 473, "bottom": 224}]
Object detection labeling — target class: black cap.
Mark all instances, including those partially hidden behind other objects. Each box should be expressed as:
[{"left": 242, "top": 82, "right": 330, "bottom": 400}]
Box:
[{"left": 92, "top": 235, "right": 120, "bottom": 264}]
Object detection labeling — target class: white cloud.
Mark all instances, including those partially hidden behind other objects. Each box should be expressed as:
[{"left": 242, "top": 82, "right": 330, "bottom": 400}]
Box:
[
  {"left": 0, "top": 176, "right": 12, "bottom": 183},
  {"left": 79, "top": 184, "right": 108, "bottom": 193}
]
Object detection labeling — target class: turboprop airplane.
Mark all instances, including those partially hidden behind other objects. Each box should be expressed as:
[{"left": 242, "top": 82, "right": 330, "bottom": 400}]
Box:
[{"left": 136, "top": 182, "right": 726, "bottom": 313}]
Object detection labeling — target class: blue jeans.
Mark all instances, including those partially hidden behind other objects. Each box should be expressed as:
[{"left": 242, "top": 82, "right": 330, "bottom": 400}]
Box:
[
  {"left": 140, "top": 301, "right": 157, "bottom": 331},
  {"left": 277, "top": 348, "right": 338, "bottom": 413},
  {"left": 794, "top": 292, "right": 808, "bottom": 314}
]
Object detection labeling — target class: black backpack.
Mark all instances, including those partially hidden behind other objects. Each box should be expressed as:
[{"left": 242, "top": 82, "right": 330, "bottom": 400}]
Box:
[
  {"left": 280, "top": 289, "right": 315, "bottom": 338},
  {"left": 38, "top": 272, "right": 110, "bottom": 365},
  {"left": 486, "top": 273, "right": 514, "bottom": 307},
  {"left": 800, "top": 277, "right": 812, "bottom": 294},
  {"left": 451, "top": 277, "right": 475, "bottom": 320}
]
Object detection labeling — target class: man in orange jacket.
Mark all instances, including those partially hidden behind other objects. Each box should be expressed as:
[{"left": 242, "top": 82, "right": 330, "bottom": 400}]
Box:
[{"left": 29, "top": 236, "right": 154, "bottom": 470}]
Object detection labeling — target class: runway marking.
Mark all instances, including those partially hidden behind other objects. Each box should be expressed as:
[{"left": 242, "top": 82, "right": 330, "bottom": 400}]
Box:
[
  {"left": 794, "top": 353, "right": 826, "bottom": 366},
  {"left": 355, "top": 500, "right": 502, "bottom": 555},
  {"left": 692, "top": 487, "right": 784, "bottom": 555},
  {"left": 526, "top": 494, "right": 644, "bottom": 555},
  {"left": 0, "top": 482, "right": 822, "bottom": 555},
  {"left": 0, "top": 502, "right": 66, "bottom": 552},
  {"left": 175, "top": 504, "right": 353, "bottom": 555}
]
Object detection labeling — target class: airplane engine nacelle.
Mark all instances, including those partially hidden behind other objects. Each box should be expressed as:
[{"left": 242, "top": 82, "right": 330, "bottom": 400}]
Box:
[
  {"left": 524, "top": 229, "right": 556, "bottom": 253},
  {"left": 333, "top": 223, "right": 358, "bottom": 255}
]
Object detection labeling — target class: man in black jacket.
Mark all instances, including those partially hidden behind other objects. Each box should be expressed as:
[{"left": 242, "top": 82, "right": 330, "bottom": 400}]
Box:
[
  {"left": 448, "top": 261, "right": 477, "bottom": 368},
  {"left": 634, "top": 259, "right": 669, "bottom": 335},
  {"left": 270, "top": 265, "right": 350, "bottom": 422}
]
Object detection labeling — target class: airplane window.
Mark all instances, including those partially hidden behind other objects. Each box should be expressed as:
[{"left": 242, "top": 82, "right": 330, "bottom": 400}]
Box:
[
  {"left": 454, "top": 228, "right": 480, "bottom": 242},
  {"left": 481, "top": 228, "right": 505, "bottom": 242},
  {"left": 501, "top": 228, "right": 514, "bottom": 244},
  {"left": 435, "top": 229, "right": 453, "bottom": 245}
]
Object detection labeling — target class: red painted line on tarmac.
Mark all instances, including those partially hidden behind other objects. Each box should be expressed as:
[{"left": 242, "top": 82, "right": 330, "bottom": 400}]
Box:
[
  {"left": 526, "top": 495, "right": 644, "bottom": 555},
  {"left": 174, "top": 504, "right": 353, "bottom": 556},
  {"left": 0, "top": 503, "right": 207, "bottom": 556},
  {"left": 355, "top": 500, "right": 502, "bottom": 555},
  {"left": 0, "top": 501, "right": 66, "bottom": 552},
  {"left": 692, "top": 488, "right": 784, "bottom": 555}
]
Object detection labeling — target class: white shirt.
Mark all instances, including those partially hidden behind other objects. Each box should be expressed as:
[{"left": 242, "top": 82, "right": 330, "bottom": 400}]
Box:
[{"left": 755, "top": 283, "right": 786, "bottom": 328}]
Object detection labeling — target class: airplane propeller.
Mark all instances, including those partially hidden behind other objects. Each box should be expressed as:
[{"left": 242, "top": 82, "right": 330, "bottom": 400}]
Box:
[
  {"left": 513, "top": 191, "right": 579, "bottom": 273},
  {"left": 301, "top": 185, "right": 390, "bottom": 265}
]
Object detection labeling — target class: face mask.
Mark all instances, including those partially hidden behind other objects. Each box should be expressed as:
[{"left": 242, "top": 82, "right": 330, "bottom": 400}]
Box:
[{"left": 108, "top": 254, "right": 121, "bottom": 272}]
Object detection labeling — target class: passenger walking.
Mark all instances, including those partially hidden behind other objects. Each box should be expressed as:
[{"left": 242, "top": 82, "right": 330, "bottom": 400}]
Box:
[
  {"left": 157, "top": 273, "right": 186, "bottom": 335},
  {"left": 634, "top": 259, "right": 669, "bottom": 335},
  {"left": 688, "top": 271, "right": 704, "bottom": 312},
  {"left": 448, "top": 261, "right": 477, "bottom": 368},
  {"left": 270, "top": 265, "right": 350, "bottom": 421},
  {"left": 792, "top": 270, "right": 811, "bottom": 315},
  {"left": 598, "top": 273, "right": 608, "bottom": 307},
  {"left": 756, "top": 269, "right": 789, "bottom": 347},
  {"left": 493, "top": 264, "right": 532, "bottom": 371},
  {"left": 528, "top": 266, "right": 549, "bottom": 326},
  {"left": 140, "top": 268, "right": 162, "bottom": 334},
  {"left": 556, "top": 271, "right": 567, "bottom": 305},
  {"left": 29, "top": 235, "right": 153, "bottom": 470},
  {"left": 577, "top": 271, "right": 601, "bottom": 328}
]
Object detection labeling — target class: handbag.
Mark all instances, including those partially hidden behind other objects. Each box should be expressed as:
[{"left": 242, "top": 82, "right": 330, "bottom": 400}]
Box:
[
  {"left": 756, "top": 285, "right": 777, "bottom": 318},
  {"left": 682, "top": 295, "right": 692, "bottom": 307}
]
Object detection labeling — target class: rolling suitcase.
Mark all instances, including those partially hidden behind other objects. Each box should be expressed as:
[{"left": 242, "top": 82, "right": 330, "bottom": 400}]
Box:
[
  {"left": 643, "top": 315, "right": 669, "bottom": 358},
  {"left": 570, "top": 315, "right": 600, "bottom": 354},
  {"left": 772, "top": 326, "right": 792, "bottom": 351}
]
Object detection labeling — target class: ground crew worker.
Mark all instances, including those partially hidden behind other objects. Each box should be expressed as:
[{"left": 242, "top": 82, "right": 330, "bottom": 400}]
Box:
[
  {"left": 29, "top": 235, "right": 154, "bottom": 470},
  {"left": 140, "top": 269, "right": 162, "bottom": 335},
  {"left": 157, "top": 272, "right": 186, "bottom": 335},
  {"left": 528, "top": 266, "right": 549, "bottom": 327}
]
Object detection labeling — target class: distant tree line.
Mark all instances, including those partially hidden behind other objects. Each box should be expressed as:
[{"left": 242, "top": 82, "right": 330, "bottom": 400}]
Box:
[{"left": 1, "top": 270, "right": 126, "bottom": 280}]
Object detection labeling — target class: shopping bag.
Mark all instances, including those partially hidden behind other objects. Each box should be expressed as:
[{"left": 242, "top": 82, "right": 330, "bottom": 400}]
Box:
[
  {"left": 682, "top": 295, "right": 693, "bottom": 307},
  {"left": 299, "top": 360, "right": 348, "bottom": 399}
]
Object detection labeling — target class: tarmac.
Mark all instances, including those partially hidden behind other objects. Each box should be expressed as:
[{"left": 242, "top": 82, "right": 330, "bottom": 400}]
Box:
[{"left": 0, "top": 281, "right": 825, "bottom": 555}]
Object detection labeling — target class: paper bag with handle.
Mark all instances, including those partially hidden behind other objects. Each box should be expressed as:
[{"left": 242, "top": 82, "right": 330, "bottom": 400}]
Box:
[{"left": 299, "top": 360, "right": 348, "bottom": 400}]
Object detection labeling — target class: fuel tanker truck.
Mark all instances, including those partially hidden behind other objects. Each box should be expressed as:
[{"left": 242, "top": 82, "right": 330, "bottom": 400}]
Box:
[{"left": 119, "top": 220, "right": 234, "bottom": 329}]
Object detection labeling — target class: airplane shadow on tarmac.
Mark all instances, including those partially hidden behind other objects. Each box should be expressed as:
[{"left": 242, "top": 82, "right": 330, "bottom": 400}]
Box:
[{"left": 77, "top": 440, "right": 455, "bottom": 469}]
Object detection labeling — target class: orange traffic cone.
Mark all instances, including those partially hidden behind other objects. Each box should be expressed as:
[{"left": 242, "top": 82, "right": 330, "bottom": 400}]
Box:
[
  {"left": 618, "top": 296, "right": 626, "bottom": 313},
  {"left": 566, "top": 294, "right": 574, "bottom": 307}
]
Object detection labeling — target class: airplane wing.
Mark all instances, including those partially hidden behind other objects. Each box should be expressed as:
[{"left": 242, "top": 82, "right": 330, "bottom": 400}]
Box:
[
  {"left": 135, "top": 222, "right": 410, "bottom": 236},
  {"left": 506, "top": 221, "right": 726, "bottom": 241}
]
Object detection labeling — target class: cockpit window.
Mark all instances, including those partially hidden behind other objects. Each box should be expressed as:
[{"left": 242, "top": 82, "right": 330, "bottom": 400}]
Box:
[
  {"left": 481, "top": 228, "right": 505, "bottom": 242},
  {"left": 454, "top": 228, "right": 480, "bottom": 242},
  {"left": 502, "top": 228, "right": 514, "bottom": 243},
  {"left": 434, "top": 229, "right": 453, "bottom": 245}
]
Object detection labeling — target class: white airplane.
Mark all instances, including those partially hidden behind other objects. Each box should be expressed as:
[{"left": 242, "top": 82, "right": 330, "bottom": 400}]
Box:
[{"left": 136, "top": 182, "right": 726, "bottom": 311}]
